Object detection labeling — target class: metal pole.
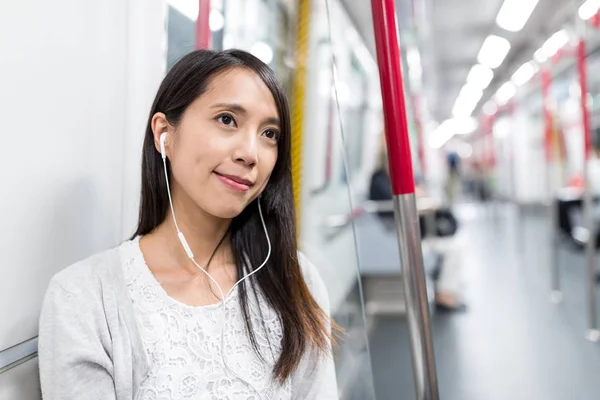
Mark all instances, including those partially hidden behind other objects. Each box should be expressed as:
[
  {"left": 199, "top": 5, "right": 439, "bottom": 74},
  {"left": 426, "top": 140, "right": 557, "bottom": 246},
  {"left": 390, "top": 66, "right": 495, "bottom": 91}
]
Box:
[
  {"left": 576, "top": 13, "right": 599, "bottom": 341},
  {"left": 488, "top": 113, "right": 499, "bottom": 223},
  {"left": 541, "top": 66, "right": 562, "bottom": 303},
  {"left": 508, "top": 100, "right": 524, "bottom": 257},
  {"left": 370, "top": 1, "right": 440, "bottom": 398},
  {"left": 549, "top": 195, "right": 562, "bottom": 303}
]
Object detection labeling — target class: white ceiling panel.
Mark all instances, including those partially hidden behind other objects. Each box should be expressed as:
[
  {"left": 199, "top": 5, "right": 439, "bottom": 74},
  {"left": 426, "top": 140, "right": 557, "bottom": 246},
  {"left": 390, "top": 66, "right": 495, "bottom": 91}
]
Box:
[{"left": 340, "top": 0, "right": 576, "bottom": 121}]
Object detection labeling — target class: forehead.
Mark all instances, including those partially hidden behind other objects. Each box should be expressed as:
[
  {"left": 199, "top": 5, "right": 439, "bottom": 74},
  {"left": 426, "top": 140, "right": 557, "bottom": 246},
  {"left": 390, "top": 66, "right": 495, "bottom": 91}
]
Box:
[{"left": 199, "top": 68, "right": 278, "bottom": 118}]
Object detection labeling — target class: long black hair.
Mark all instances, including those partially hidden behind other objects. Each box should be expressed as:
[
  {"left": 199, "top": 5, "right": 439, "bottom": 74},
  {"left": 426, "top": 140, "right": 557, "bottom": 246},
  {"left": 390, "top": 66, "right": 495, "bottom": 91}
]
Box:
[{"left": 132, "top": 49, "right": 332, "bottom": 383}]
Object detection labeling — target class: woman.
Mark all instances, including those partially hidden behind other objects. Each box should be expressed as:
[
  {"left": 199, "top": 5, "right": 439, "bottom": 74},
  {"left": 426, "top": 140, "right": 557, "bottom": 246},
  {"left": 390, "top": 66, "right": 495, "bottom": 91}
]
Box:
[{"left": 38, "top": 49, "right": 338, "bottom": 399}]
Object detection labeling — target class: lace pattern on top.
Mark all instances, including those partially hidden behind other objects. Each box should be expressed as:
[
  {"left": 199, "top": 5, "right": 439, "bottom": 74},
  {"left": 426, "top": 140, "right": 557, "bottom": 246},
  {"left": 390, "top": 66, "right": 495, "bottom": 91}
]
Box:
[{"left": 121, "top": 238, "right": 292, "bottom": 400}]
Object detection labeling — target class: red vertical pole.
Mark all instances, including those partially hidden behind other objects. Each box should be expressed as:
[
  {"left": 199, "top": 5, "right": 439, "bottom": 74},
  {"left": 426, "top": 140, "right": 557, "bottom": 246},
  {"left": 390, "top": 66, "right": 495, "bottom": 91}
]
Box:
[
  {"left": 371, "top": 1, "right": 439, "bottom": 399},
  {"left": 592, "top": 12, "right": 600, "bottom": 29},
  {"left": 482, "top": 112, "right": 495, "bottom": 173},
  {"left": 578, "top": 39, "right": 592, "bottom": 160},
  {"left": 196, "top": 0, "right": 211, "bottom": 50},
  {"left": 488, "top": 113, "right": 496, "bottom": 171},
  {"left": 508, "top": 99, "right": 516, "bottom": 198},
  {"left": 577, "top": 29, "right": 599, "bottom": 340},
  {"left": 479, "top": 114, "right": 490, "bottom": 169},
  {"left": 541, "top": 67, "right": 553, "bottom": 163},
  {"left": 541, "top": 63, "right": 562, "bottom": 298},
  {"left": 371, "top": 0, "right": 415, "bottom": 195}
]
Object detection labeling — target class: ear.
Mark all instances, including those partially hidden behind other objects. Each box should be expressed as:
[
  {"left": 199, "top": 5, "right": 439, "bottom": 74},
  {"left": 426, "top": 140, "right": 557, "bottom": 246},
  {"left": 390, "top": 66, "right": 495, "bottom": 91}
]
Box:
[{"left": 151, "top": 112, "right": 171, "bottom": 156}]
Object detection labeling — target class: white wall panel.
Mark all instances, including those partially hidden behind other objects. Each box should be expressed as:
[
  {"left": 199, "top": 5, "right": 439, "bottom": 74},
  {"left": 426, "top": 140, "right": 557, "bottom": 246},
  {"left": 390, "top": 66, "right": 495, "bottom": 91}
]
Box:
[
  {"left": 0, "top": 0, "right": 166, "bottom": 387},
  {"left": 0, "top": 359, "right": 41, "bottom": 400}
]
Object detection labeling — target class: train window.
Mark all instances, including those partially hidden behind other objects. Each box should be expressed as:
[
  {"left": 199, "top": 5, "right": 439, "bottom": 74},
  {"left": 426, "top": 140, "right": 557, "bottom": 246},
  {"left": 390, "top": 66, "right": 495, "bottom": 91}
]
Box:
[
  {"left": 166, "top": 0, "right": 290, "bottom": 71},
  {"left": 165, "top": 2, "right": 225, "bottom": 70},
  {"left": 341, "top": 55, "right": 368, "bottom": 180},
  {"left": 166, "top": 4, "right": 196, "bottom": 70},
  {"left": 593, "top": 127, "right": 600, "bottom": 151},
  {"left": 273, "top": 1, "right": 294, "bottom": 95}
]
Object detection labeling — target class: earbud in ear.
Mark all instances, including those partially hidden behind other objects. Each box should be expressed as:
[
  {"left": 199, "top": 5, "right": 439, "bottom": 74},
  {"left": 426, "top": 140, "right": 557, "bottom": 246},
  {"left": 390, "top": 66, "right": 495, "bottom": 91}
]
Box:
[{"left": 159, "top": 132, "right": 167, "bottom": 159}]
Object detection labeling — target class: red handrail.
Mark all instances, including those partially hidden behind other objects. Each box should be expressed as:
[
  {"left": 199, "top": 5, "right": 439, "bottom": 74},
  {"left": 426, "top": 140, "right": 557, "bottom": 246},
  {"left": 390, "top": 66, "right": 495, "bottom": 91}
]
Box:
[
  {"left": 371, "top": 0, "right": 415, "bottom": 195},
  {"left": 196, "top": 0, "right": 211, "bottom": 50}
]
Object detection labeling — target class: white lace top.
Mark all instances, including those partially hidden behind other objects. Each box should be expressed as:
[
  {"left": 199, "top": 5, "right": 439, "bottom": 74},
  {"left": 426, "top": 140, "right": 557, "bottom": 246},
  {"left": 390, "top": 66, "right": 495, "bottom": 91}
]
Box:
[{"left": 121, "top": 238, "right": 338, "bottom": 400}]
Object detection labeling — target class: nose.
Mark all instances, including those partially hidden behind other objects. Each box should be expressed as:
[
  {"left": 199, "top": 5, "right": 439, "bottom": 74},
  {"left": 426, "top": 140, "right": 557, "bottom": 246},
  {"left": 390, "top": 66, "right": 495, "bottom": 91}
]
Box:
[{"left": 232, "top": 130, "right": 258, "bottom": 167}]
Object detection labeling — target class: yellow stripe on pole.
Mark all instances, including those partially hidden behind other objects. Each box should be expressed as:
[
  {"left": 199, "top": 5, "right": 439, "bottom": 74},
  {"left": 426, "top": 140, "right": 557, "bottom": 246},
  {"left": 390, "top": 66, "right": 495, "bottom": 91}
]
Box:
[{"left": 291, "top": 0, "right": 310, "bottom": 231}]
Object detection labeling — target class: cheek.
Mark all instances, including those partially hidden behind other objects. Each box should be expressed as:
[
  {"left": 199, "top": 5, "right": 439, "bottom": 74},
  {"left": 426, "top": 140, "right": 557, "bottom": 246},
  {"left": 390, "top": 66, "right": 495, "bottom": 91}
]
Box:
[
  {"left": 178, "top": 129, "right": 221, "bottom": 168},
  {"left": 175, "top": 145, "right": 205, "bottom": 173},
  {"left": 254, "top": 153, "right": 277, "bottom": 195},
  {"left": 170, "top": 140, "right": 218, "bottom": 189},
  {"left": 260, "top": 150, "right": 278, "bottom": 178}
]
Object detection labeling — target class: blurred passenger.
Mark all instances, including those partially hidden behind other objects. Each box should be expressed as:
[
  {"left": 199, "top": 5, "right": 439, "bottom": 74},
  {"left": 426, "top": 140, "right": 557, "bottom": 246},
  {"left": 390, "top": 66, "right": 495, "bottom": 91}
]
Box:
[
  {"left": 38, "top": 50, "right": 338, "bottom": 399},
  {"left": 445, "top": 151, "right": 461, "bottom": 203},
  {"left": 565, "top": 148, "right": 600, "bottom": 195},
  {"left": 587, "top": 148, "right": 600, "bottom": 196},
  {"left": 369, "top": 141, "right": 466, "bottom": 312},
  {"left": 472, "top": 160, "right": 490, "bottom": 202}
]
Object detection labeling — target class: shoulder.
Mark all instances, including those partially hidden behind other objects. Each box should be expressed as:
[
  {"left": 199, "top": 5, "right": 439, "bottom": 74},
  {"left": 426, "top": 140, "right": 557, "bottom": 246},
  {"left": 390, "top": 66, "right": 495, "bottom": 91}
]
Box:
[
  {"left": 297, "top": 252, "right": 322, "bottom": 289},
  {"left": 48, "top": 243, "right": 125, "bottom": 298},
  {"left": 297, "top": 251, "right": 330, "bottom": 313},
  {"left": 41, "top": 241, "right": 133, "bottom": 334}
]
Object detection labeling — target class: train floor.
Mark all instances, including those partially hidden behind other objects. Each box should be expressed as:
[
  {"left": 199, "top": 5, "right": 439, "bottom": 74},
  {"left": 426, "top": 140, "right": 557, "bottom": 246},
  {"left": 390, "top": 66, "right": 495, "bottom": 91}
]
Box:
[{"left": 367, "top": 202, "right": 600, "bottom": 400}]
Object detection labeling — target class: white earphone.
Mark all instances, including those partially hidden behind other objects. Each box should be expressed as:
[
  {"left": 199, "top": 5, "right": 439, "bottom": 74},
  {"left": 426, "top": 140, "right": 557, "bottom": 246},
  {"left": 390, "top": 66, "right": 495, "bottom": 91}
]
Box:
[
  {"left": 160, "top": 132, "right": 167, "bottom": 159},
  {"left": 159, "top": 132, "right": 270, "bottom": 397}
]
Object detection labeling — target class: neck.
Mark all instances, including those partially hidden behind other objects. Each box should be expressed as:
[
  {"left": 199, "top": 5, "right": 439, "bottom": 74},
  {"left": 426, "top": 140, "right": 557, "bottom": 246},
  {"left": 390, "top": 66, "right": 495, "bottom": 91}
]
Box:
[{"left": 149, "top": 188, "right": 233, "bottom": 271}]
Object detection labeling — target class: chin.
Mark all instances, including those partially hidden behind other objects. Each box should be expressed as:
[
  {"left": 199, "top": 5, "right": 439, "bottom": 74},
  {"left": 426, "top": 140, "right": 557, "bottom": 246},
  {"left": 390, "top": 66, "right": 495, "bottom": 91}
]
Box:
[
  {"left": 207, "top": 200, "right": 248, "bottom": 219},
  {"left": 214, "top": 208, "right": 244, "bottom": 219}
]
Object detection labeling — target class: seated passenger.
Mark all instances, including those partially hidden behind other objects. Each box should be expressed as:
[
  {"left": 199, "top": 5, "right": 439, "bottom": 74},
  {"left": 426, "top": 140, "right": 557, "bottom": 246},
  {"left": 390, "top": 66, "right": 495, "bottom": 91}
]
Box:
[{"left": 368, "top": 141, "right": 466, "bottom": 312}]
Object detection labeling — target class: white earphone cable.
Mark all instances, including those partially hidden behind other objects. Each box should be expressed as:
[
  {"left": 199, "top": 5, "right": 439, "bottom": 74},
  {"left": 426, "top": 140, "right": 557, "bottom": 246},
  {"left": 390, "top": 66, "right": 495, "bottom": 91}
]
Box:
[
  {"left": 160, "top": 140, "right": 270, "bottom": 398},
  {"left": 163, "top": 157, "right": 182, "bottom": 235},
  {"left": 162, "top": 156, "right": 226, "bottom": 302},
  {"left": 226, "top": 197, "right": 272, "bottom": 298}
]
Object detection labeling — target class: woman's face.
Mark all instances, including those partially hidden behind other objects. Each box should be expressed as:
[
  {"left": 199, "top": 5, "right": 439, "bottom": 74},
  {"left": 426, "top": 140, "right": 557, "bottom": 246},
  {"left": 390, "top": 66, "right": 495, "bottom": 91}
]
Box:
[{"left": 153, "top": 68, "right": 280, "bottom": 219}]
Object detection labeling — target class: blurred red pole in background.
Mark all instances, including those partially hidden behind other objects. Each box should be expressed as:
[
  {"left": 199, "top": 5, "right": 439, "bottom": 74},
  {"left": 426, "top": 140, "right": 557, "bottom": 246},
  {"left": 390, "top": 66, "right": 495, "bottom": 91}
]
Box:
[
  {"left": 541, "top": 67, "right": 553, "bottom": 163},
  {"left": 196, "top": 0, "right": 211, "bottom": 50}
]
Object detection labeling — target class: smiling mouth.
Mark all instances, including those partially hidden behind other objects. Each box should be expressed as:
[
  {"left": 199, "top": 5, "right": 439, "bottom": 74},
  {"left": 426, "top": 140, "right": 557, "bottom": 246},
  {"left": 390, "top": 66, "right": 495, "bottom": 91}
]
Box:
[{"left": 214, "top": 172, "right": 254, "bottom": 192}]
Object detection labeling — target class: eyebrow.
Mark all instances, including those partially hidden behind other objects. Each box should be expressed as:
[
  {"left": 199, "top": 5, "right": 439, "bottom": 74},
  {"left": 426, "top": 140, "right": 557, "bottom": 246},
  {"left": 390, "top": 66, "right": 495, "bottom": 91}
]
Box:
[
  {"left": 212, "top": 103, "right": 248, "bottom": 115},
  {"left": 211, "top": 103, "right": 280, "bottom": 126},
  {"left": 263, "top": 117, "right": 281, "bottom": 127}
]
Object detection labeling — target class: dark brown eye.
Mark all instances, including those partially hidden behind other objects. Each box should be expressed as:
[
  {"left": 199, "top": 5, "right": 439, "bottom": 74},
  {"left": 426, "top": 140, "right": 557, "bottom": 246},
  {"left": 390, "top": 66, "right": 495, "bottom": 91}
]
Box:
[
  {"left": 262, "top": 129, "right": 280, "bottom": 141},
  {"left": 217, "top": 114, "right": 236, "bottom": 127}
]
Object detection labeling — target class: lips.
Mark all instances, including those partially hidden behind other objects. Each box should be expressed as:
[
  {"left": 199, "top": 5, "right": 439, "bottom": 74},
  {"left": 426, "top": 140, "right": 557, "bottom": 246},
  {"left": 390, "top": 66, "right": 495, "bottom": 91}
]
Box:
[{"left": 214, "top": 172, "right": 254, "bottom": 192}]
